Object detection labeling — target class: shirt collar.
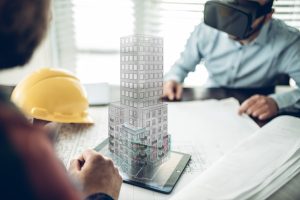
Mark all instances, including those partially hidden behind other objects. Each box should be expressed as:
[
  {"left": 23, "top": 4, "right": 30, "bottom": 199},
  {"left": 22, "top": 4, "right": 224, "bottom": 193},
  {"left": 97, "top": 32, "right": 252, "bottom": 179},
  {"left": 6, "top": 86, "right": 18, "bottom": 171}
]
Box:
[{"left": 253, "top": 20, "right": 271, "bottom": 45}]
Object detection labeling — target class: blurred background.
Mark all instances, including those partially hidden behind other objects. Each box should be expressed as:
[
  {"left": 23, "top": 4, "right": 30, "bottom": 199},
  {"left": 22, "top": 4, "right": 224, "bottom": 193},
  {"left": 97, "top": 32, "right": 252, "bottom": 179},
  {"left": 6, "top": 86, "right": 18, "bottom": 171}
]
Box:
[{"left": 0, "top": 0, "right": 299, "bottom": 86}]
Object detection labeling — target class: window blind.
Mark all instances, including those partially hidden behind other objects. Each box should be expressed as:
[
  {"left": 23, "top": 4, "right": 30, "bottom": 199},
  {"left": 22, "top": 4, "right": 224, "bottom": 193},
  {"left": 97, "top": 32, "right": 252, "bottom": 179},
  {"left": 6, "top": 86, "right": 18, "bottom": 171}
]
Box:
[
  {"left": 73, "top": 0, "right": 134, "bottom": 52},
  {"left": 273, "top": 0, "right": 300, "bottom": 29},
  {"left": 133, "top": 0, "right": 300, "bottom": 35},
  {"left": 52, "top": 0, "right": 76, "bottom": 72},
  {"left": 69, "top": 0, "right": 300, "bottom": 85},
  {"left": 134, "top": 0, "right": 300, "bottom": 69},
  {"left": 133, "top": 0, "right": 300, "bottom": 85},
  {"left": 132, "top": 0, "right": 207, "bottom": 86},
  {"left": 72, "top": 0, "right": 134, "bottom": 84}
]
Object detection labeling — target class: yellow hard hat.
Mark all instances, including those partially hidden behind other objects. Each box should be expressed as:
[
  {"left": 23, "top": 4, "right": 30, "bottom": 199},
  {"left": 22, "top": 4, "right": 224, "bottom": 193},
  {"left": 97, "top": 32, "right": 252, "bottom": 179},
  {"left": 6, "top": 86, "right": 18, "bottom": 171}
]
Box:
[{"left": 11, "top": 68, "right": 93, "bottom": 124}]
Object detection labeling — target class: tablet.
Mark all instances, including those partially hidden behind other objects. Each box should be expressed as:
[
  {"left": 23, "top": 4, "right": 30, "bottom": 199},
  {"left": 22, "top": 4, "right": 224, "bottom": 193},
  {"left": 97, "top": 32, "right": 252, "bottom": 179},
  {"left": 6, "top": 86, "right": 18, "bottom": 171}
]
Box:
[{"left": 94, "top": 138, "right": 191, "bottom": 194}]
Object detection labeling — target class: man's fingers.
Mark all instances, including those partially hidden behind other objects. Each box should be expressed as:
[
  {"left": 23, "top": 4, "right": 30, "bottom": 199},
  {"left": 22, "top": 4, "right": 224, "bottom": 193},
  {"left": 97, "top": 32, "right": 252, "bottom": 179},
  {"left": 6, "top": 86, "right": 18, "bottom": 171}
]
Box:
[
  {"left": 239, "top": 95, "right": 260, "bottom": 114},
  {"left": 168, "top": 91, "right": 175, "bottom": 101},
  {"left": 81, "top": 149, "right": 101, "bottom": 162},
  {"left": 175, "top": 84, "right": 183, "bottom": 100},
  {"left": 239, "top": 95, "right": 278, "bottom": 120},
  {"left": 69, "top": 159, "right": 81, "bottom": 172},
  {"left": 163, "top": 81, "right": 182, "bottom": 101},
  {"left": 252, "top": 105, "right": 268, "bottom": 117},
  {"left": 82, "top": 149, "right": 94, "bottom": 160},
  {"left": 163, "top": 84, "right": 175, "bottom": 100},
  {"left": 162, "top": 85, "right": 169, "bottom": 97},
  {"left": 258, "top": 111, "right": 271, "bottom": 120},
  {"left": 245, "top": 99, "right": 266, "bottom": 115},
  {"left": 251, "top": 97, "right": 267, "bottom": 110}
]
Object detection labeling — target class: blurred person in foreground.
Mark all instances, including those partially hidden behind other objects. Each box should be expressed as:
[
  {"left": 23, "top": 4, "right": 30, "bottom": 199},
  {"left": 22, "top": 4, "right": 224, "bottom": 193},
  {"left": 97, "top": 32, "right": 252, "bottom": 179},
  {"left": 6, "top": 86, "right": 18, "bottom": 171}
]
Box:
[
  {"left": 163, "top": 0, "right": 300, "bottom": 120},
  {"left": 0, "top": 0, "right": 122, "bottom": 200}
]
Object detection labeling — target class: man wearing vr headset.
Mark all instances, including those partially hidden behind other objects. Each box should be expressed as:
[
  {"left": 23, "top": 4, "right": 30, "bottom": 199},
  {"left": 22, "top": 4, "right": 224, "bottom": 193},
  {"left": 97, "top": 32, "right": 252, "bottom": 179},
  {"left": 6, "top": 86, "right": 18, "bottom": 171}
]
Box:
[{"left": 163, "top": 0, "right": 300, "bottom": 120}]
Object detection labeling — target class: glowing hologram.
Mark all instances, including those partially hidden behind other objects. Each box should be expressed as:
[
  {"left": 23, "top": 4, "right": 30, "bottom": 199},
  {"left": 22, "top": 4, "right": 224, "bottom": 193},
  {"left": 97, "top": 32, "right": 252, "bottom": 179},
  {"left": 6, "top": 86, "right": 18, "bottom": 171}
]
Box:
[{"left": 108, "top": 35, "right": 171, "bottom": 178}]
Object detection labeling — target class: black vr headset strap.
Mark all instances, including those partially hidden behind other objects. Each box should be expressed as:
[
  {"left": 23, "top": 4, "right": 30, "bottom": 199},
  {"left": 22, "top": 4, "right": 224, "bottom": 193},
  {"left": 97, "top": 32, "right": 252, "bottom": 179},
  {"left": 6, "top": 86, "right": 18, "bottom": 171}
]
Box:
[{"left": 256, "top": 0, "right": 273, "bottom": 18}]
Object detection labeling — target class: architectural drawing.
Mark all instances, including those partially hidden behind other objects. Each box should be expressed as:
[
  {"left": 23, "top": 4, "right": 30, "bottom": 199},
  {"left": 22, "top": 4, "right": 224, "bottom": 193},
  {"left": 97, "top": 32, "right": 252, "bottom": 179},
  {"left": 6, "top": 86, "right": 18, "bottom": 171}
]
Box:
[{"left": 108, "top": 35, "right": 171, "bottom": 178}]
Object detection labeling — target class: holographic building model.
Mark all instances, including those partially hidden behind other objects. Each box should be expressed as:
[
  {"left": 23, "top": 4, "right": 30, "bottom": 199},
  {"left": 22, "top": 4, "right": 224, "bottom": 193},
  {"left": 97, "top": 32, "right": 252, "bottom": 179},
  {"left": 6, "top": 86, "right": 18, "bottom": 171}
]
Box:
[{"left": 108, "top": 35, "right": 170, "bottom": 178}]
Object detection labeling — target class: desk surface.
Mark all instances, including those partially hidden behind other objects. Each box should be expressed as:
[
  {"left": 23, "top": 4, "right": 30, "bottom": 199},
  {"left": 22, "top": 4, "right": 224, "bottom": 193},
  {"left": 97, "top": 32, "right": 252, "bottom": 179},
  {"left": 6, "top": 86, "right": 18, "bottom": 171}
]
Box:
[
  {"left": 109, "top": 85, "right": 300, "bottom": 200},
  {"left": 1, "top": 84, "right": 300, "bottom": 199},
  {"left": 177, "top": 87, "right": 300, "bottom": 200},
  {"left": 110, "top": 85, "right": 300, "bottom": 127}
]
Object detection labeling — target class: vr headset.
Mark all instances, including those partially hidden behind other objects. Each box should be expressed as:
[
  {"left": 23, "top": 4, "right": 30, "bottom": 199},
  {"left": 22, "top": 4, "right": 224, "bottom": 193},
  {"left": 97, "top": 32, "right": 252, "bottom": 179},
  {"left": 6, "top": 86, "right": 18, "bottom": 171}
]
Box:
[{"left": 204, "top": 0, "right": 273, "bottom": 39}]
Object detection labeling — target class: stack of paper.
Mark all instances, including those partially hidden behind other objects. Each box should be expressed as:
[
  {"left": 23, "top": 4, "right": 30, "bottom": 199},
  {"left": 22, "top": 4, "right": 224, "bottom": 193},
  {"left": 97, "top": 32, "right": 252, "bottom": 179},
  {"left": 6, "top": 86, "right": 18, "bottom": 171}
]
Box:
[{"left": 171, "top": 116, "right": 300, "bottom": 200}]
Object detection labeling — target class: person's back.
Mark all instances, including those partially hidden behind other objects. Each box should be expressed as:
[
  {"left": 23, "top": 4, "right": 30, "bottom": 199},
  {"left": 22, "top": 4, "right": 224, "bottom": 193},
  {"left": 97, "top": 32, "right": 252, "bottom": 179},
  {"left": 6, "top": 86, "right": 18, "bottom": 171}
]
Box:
[
  {"left": 0, "top": 91, "right": 81, "bottom": 200},
  {"left": 0, "top": 1, "right": 122, "bottom": 199}
]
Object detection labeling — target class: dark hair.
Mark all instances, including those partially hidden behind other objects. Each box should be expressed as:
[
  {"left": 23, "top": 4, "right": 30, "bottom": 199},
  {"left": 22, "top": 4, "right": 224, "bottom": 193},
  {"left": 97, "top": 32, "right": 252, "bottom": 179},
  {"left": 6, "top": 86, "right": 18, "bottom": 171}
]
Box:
[{"left": 0, "top": 0, "right": 50, "bottom": 69}]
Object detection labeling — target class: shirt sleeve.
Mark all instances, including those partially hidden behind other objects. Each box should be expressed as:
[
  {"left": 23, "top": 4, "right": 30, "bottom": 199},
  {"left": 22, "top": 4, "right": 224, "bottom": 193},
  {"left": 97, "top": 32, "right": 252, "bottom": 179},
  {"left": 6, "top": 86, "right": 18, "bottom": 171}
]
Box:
[
  {"left": 164, "top": 24, "right": 204, "bottom": 83},
  {"left": 86, "top": 193, "right": 114, "bottom": 200},
  {"left": 269, "top": 38, "right": 300, "bottom": 110}
]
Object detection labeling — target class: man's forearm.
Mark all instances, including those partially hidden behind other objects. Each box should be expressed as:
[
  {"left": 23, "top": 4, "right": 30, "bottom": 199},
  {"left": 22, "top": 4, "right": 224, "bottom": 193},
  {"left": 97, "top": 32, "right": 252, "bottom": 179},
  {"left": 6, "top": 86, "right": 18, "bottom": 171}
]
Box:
[
  {"left": 164, "top": 24, "right": 204, "bottom": 83},
  {"left": 269, "top": 88, "right": 300, "bottom": 110},
  {"left": 164, "top": 65, "right": 189, "bottom": 83}
]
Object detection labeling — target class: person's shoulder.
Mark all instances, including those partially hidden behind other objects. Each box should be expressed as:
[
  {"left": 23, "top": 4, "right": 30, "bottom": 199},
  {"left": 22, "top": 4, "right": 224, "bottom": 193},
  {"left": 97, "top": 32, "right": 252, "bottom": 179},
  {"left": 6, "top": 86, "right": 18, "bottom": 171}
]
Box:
[
  {"left": 268, "top": 18, "right": 300, "bottom": 54},
  {"left": 191, "top": 22, "right": 221, "bottom": 42},
  {"left": 270, "top": 18, "right": 300, "bottom": 40},
  {"left": 195, "top": 22, "right": 219, "bottom": 35}
]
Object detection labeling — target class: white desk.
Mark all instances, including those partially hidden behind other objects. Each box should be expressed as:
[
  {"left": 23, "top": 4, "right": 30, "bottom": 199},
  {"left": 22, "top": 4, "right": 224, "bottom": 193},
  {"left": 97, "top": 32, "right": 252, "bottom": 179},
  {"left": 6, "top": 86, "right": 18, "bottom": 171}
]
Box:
[{"left": 55, "top": 98, "right": 300, "bottom": 200}]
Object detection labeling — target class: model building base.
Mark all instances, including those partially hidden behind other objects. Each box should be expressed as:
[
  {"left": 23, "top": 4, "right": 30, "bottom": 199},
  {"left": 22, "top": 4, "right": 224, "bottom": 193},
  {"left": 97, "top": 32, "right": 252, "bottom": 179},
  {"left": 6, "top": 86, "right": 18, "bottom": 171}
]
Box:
[
  {"left": 108, "top": 150, "right": 170, "bottom": 180},
  {"left": 109, "top": 132, "right": 171, "bottom": 178}
]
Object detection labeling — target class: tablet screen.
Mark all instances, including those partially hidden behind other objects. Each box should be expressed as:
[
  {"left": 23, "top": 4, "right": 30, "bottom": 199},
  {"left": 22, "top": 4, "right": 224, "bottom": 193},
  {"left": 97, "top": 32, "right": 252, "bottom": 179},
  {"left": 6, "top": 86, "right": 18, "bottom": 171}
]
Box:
[{"left": 94, "top": 139, "right": 191, "bottom": 194}]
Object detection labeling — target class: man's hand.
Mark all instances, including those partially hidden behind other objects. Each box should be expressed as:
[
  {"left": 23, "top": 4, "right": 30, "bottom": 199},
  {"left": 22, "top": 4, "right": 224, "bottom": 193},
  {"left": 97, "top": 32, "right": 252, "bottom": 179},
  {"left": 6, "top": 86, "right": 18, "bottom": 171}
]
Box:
[
  {"left": 238, "top": 95, "right": 279, "bottom": 120},
  {"left": 163, "top": 80, "right": 183, "bottom": 101},
  {"left": 69, "top": 149, "right": 122, "bottom": 200}
]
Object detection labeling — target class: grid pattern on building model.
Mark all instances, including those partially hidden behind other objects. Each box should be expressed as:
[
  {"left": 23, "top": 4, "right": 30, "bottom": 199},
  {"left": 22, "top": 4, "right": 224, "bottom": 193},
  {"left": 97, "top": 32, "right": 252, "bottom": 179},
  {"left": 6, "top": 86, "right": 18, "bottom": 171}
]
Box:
[
  {"left": 120, "top": 35, "right": 164, "bottom": 126},
  {"left": 108, "top": 35, "right": 170, "bottom": 177}
]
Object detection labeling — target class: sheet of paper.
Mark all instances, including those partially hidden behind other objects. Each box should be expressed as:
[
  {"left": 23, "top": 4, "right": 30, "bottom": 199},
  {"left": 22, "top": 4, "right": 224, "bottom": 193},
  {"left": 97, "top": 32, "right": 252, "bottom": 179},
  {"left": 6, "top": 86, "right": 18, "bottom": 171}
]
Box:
[
  {"left": 171, "top": 116, "right": 300, "bottom": 200},
  {"left": 55, "top": 107, "right": 108, "bottom": 167},
  {"left": 167, "top": 98, "right": 259, "bottom": 163},
  {"left": 249, "top": 154, "right": 300, "bottom": 200},
  {"left": 55, "top": 98, "right": 260, "bottom": 200}
]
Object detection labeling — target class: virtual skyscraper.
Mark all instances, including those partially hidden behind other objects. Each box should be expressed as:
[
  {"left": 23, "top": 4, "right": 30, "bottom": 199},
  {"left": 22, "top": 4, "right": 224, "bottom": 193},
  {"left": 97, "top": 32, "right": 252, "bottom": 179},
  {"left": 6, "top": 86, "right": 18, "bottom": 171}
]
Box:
[{"left": 108, "top": 35, "right": 170, "bottom": 177}]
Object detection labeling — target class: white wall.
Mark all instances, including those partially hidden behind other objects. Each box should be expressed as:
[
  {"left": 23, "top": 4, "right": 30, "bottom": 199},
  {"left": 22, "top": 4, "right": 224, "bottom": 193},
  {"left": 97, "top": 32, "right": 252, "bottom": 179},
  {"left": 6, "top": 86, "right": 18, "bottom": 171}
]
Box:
[{"left": 0, "top": 32, "right": 54, "bottom": 85}]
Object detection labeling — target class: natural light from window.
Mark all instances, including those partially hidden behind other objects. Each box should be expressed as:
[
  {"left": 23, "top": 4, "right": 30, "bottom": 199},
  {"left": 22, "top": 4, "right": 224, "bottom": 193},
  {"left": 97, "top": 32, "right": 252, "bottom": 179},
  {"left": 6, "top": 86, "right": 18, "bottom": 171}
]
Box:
[
  {"left": 73, "top": 0, "right": 299, "bottom": 86},
  {"left": 73, "top": 0, "right": 208, "bottom": 86}
]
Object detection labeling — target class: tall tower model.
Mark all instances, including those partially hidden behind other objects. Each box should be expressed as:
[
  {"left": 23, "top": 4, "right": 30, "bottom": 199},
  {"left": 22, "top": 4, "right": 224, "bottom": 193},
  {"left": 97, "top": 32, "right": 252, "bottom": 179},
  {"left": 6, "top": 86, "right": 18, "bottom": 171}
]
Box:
[{"left": 108, "top": 35, "right": 170, "bottom": 177}]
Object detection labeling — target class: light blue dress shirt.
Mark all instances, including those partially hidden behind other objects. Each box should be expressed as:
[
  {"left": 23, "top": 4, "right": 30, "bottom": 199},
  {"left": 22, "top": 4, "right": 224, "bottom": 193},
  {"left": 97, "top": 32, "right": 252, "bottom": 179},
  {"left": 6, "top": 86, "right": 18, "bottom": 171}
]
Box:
[{"left": 165, "top": 18, "right": 300, "bottom": 110}]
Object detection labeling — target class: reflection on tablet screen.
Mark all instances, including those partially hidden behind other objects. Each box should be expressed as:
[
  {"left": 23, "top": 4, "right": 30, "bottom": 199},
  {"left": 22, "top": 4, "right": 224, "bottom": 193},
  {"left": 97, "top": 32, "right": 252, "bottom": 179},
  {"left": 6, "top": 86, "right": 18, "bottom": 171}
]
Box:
[
  {"left": 123, "top": 152, "right": 183, "bottom": 186},
  {"left": 95, "top": 139, "right": 191, "bottom": 193}
]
